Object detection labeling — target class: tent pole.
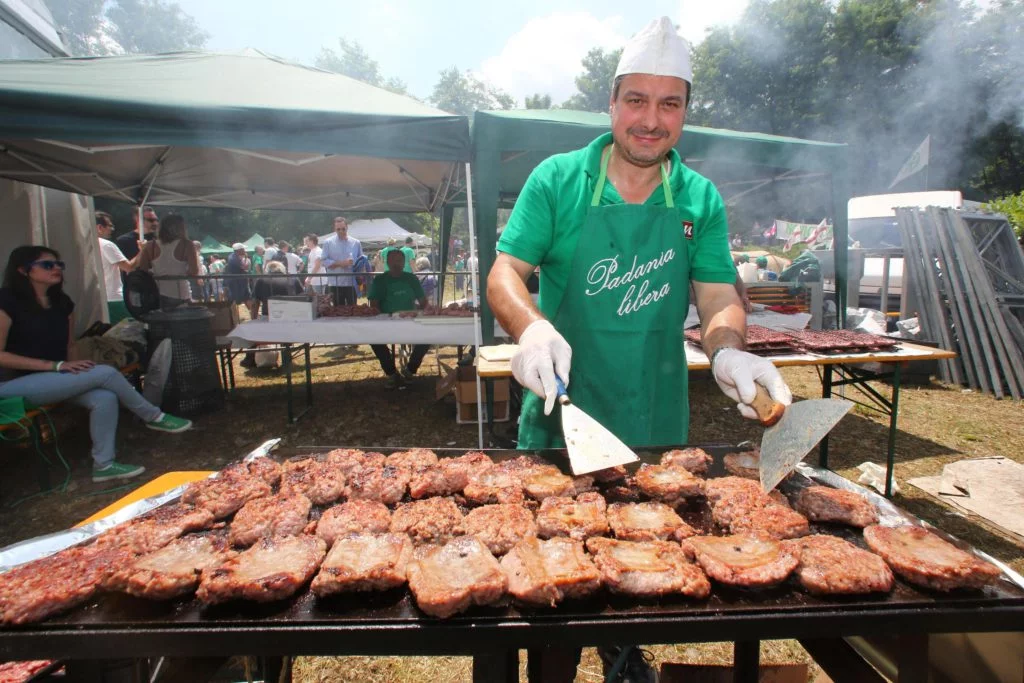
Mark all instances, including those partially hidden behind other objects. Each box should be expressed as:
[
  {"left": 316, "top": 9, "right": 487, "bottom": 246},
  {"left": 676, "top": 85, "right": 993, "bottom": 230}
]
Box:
[{"left": 465, "top": 162, "right": 484, "bottom": 449}]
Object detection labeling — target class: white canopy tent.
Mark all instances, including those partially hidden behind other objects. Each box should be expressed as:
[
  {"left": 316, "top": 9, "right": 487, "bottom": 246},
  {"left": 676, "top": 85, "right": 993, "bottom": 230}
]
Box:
[{"left": 319, "top": 218, "right": 430, "bottom": 251}]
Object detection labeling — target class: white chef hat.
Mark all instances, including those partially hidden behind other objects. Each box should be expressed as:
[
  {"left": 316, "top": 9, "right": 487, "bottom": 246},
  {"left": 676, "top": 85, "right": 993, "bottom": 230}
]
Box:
[
  {"left": 232, "top": 243, "right": 246, "bottom": 251},
  {"left": 615, "top": 17, "right": 692, "bottom": 84}
]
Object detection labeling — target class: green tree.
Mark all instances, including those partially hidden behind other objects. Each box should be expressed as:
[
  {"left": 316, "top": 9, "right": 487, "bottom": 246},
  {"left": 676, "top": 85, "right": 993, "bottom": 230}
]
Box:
[
  {"left": 315, "top": 38, "right": 407, "bottom": 95},
  {"left": 524, "top": 93, "right": 553, "bottom": 109},
  {"left": 984, "top": 191, "right": 1024, "bottom": 238},
  {"left": 49, "top": 0, "right": 207, "bottom": 56},
  {"left": 428, "top": 67, "right": 515, "bottom": 115},
  {"left": 562, "top": 47, "right": 621, "bottom": 112}
]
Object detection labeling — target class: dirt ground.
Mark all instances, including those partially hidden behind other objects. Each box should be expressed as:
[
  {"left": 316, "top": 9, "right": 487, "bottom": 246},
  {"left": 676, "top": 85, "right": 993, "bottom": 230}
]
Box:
[{"left": 1, "top": 345, "right": 1021, "bottom": 682}]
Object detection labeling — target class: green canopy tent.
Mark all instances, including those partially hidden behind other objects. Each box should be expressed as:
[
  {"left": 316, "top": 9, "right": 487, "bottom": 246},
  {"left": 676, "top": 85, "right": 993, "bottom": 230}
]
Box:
[
  {"left": 198, "top": 235, "right": 233, "bottom": 255},
  {"left": 241, "top": 234, "right": 266, "bottom": 251},
  {"left": 461, "top": 109, "right": 851, "bottom": 341},
  {"left": 0, "top": 49, "right": 469, "bottom": 213}
]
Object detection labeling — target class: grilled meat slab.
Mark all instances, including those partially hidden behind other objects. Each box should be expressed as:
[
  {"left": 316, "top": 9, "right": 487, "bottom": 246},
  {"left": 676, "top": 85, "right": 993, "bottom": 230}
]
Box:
[
  {"left": 229, "top": 493, "right": 312, "bottom": 547},
  {"left": 241, "top": 458, "right": 283, "bottom": 487},
  {"left": 729, "top": 504, "right": 810, "bottom": 540},
  {"left": 501, "top": 536, "right": 601, "bottom": 606},
  {"left": 280, "top": 457, "right": 347, "bottom": 506},
  {"left": 407, "top": 536, "right": 508, "bottom": 618},
  {"left": 346, "top": 464, "right": 410, "bottom": 505},
  {"left": 324, "top": 448, "right": 384, "bottom": 475},
  {"left": 462, "top": 504, "right": 538, "bottom": 556},
  {"left": 683, "top": 534, "right": 798, "bottom": 588},
  {"left": 181, "top": 473, "right": 273, "bottom": 520},
  {"left": 863, "top": 525, "right": 1001, "bottom": 591},
  {"left": 607, "top": 502, "right": 697, "bottom": 542},
  {"left": 409, "top": 452, "right": 492, "bottom": 499},
  {"left": 521, "top": 465, "right": 577, "bottom": 501},
  {"left": 197, "top": 535, "right": 326, "bottom": 604},
  {"left": 723, "top": 449, "right": 760, "bottom": 480},
  {"left": 463, "top": 464, "right": 526, "bottom": 505},
  {"left": 0, "top": 545, "right": 123, "bottom": 625},
  {"left": 660, "top": 448, "right": 713, "bottom": 475},
  {"left": 585, "top": 537, "right": 710, "bottom": 599},
  {"left": 105, "top": 534, "right": 233, "bottom": 600},
  {"left": 537, "top": 492, "right": 609, "bottom": 541},
  {"left": 94, "top": 503, "right": 215, "bottom": 555},
  {"left": 317, "top": 500, "right": 392, "bottom": 547},
  {"left": 634, "top": 464, "right": 705, "bottom": 503},
  {"left": 385, "top": 448, "right": 439, "bottom": 472},
  {"left": 784, "top": 535, "right": 893, "bottom": 595},
  {"left": 705, "top": 477, "right": 772, "bottom": 529},
  {"left": 795, "top": 486, "right": 878, "bottom": 528},
  {"left": 311, "top": 533, "right": 413, "bottom": 595},
  {"left": 390, "top": 497, "right": 464, "bottom": 545}
]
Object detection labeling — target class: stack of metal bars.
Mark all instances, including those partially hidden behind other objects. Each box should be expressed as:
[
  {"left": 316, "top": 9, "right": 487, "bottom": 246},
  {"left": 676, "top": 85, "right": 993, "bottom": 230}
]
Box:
[{"left": 895, "top": 207, "right": 1024, "bottom": 398}]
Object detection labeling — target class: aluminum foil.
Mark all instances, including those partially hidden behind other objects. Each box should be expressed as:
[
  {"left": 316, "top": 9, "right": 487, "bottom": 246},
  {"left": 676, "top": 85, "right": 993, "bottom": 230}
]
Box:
[
  {"left": 0, "top": 439, "right": 280, "bottom": 573},
  {"left": 794, "top": 461, "right": 1024, "bottom": 590}
]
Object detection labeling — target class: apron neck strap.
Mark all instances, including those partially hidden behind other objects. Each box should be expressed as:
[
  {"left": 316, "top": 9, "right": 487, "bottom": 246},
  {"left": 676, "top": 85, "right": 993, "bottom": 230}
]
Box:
[{"left": 592, "top": 145, "right": 675, "bottom": 209}]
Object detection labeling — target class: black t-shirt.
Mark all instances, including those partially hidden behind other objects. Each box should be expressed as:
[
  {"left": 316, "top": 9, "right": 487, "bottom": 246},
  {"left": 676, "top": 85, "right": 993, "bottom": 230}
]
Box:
[
  {"left": 116, "top": 232, "right": 140, "bottom": 261},
  {"left": 253, "top": 277, "right": 302, "bottom": 313},
  {"left": 0, "top": 288, "right": 74, "bottom": 377}
]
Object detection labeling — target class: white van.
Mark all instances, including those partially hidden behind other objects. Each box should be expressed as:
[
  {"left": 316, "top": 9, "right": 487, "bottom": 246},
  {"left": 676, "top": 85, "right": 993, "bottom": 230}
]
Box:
[{"left": 847, "top": 191, "right": 978, "bottom": 294}]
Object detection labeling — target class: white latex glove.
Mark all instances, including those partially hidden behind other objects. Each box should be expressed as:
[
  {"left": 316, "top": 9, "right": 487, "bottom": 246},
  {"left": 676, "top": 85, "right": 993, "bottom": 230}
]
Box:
[
  {"left": 711, "top": 348, "right": 792, "bottom": 420},
  {"left": 510, "top": 319, "right": 572, "bottom": 416}
]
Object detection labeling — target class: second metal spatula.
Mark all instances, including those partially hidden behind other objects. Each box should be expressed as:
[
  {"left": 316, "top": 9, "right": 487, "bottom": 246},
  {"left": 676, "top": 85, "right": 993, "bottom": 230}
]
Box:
[
  {"left": 555, "top": 378, "right": 640, "bottom": 475},
  {"left": 750, "top": 385, "right": 853, "bottom": 491}
]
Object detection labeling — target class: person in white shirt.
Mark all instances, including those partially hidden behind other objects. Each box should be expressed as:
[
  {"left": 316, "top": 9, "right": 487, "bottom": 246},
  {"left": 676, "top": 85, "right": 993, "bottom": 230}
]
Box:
[
  {"left": 279, "top": 241, "right": 304, "bottom": 275},
  {"left": 263, "top": 238, "right": 279, "bottom": 263},
  {"left": 303, "top": 233, "right": 325, "bottom": 295},
  {"left": 96, "top": 211, "right": 134, "bottom": 323}
]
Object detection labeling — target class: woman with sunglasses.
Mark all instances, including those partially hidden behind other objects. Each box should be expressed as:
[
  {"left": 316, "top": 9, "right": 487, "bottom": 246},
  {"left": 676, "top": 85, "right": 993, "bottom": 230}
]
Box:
[{"left": 0, "top": 246, "right": 192, "bottom": 483}]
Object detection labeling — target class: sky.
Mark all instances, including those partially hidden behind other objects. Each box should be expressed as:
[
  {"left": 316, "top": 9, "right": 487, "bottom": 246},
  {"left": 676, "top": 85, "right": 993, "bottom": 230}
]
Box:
[{"left": 173, "top": 0, "right": 750, "bottom": 103}]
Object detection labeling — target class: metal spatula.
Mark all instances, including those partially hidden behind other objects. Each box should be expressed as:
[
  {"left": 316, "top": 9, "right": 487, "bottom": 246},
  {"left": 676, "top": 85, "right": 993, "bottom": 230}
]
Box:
[
  {"left": 750, "top": 385, "right": 853, "bottom": 492},
  {"left": 555, "top": 378, "right": 640, "bottom": 475}
]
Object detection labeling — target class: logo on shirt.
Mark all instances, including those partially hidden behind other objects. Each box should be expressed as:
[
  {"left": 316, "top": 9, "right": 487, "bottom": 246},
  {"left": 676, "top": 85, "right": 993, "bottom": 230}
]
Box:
[
  {"left": 682, "top": 221, "right": 694, "bottom": 240},
  {"left": 585, "top": 249, "right": 676, "bottom": 317}
]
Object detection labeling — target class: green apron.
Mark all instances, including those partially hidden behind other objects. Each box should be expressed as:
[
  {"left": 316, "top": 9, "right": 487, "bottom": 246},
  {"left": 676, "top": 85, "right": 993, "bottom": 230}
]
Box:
[{"left": 519, "top": 147, "right": 692, "bottom": 449}]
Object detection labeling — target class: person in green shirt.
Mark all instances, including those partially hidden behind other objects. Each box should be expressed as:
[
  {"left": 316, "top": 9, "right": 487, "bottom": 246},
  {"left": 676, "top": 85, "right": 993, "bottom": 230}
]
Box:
[
  {"left": 368, "top": 249, "right": 429, "bottom": 388},
  {"left": 251, "top": 245, "right": 265, "bottom": 275},
  {"left": 487, "top": 16, "right": 792, "bottom": 454},
  {"left": 400, "top": 236, "right": 416, "bottom": 273}
]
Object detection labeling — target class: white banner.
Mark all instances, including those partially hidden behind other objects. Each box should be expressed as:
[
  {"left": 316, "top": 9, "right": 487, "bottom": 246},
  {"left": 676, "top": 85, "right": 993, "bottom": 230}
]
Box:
[{"left": 889, "top": 135, "right": 930, "bottom": 189}]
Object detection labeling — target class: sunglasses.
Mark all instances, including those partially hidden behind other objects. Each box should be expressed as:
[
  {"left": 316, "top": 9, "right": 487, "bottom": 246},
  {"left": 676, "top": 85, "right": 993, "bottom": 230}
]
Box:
[{"left": 30, "top": 260, "right": 66, "bottom": 271}]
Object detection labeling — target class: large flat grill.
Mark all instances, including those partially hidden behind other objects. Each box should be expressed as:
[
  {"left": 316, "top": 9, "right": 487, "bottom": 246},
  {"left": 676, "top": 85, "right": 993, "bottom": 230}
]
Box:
[{"left": 1, "top": 446, "right": 1022, "bottom": 661}]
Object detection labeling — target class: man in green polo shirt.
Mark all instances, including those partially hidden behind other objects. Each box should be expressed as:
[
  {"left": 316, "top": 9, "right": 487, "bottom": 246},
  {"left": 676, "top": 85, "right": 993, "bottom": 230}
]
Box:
[
  {"left": 488, "top": 17, "right": 792, "bottom": 452},
  {"left": 369, "top": 249, "right": 429, "bottom": 388}
]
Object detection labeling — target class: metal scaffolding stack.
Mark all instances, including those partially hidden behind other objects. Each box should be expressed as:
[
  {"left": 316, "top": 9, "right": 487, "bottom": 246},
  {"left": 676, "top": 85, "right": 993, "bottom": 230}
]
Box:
[{"left": 895, "top": 207, "right": 1024, "bottom": 399}]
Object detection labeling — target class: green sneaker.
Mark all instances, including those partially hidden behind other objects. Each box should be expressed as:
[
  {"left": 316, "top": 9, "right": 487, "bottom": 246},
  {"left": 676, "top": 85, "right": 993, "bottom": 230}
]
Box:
[
  {"left": 146, "top": 414, "right": 192, "bottom": 433},
  {"left": 92, "top": 461, "right": 146, "bottom": 483}
]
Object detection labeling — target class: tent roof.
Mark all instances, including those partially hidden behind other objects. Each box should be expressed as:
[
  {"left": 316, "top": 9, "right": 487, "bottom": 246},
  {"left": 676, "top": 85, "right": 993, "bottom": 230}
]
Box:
[
  {"left": 472, "top": 109, "right": 847, "bottom": 205},
  {"left": 241, "top": 233, "right": 265, "bottom": 250},
  {"left": 198, "top": 235, "right": 233, "bottom": 254},
  {"left": 319, "top": 218, "right": 430, "bottom": 249},
  {"left": 0, "top": 50, "right": 469, "bottom": 212}
]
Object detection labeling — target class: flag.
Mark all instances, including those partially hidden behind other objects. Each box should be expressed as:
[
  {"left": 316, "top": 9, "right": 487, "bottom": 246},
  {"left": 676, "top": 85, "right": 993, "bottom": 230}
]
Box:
[
  {"left": 783, "top": 219, "right": 829, "bottom": 251},
  {"left": 889, "top": 135, "right": 930, "bottom": 189},
  {"left": 763, "top": 221, "right": 777, "bottom": 238}
]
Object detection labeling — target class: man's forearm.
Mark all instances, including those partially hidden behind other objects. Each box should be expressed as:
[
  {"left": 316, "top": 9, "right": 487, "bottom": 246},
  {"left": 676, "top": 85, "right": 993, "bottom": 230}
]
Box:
[
  {"left": 697, "top": 285, "right": 747, "bottom": 359},
  {"left": 487, "top": 260, "right": 543, "bottom": 340}
]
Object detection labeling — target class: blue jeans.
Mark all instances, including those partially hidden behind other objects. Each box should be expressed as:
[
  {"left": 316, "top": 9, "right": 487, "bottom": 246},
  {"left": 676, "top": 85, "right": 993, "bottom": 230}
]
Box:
[{"left": 0, "top": 365, "right": 162, "bottom": 468}]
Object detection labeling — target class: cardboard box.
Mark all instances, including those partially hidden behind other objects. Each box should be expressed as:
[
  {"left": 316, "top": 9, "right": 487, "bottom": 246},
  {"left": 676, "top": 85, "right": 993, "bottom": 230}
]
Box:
[
  {"left": 448, "top": 365, "right": 511, "bottom": 423},
  {"left": 205, "top": 301, "right": 240, "bottom": 338},
  {"left": 267, "top": 296, "right": 318, "bottom": 322}
]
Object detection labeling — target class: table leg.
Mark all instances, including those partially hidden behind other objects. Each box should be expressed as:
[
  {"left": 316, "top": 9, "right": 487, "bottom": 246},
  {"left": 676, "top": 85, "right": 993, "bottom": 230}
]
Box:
[
  {"left": 485, "top": 377, "right": 495, "bottom": 445},
  {"left": 226, "top": 348, "right": 236, "bottom": 392},
  {"left": 283, "top": 343, "right": 294, "bottom": 423},
  {"left": 800, "top": 638, "right": 887, "bottom": 683},
  {"left": 819, "top": 365, "right": 834, "bottom": 468},
  {"left": 304, "top": 344, "right": 313, "bottom": 411},
  {"left": 473, "top": 650, "right": 518, "bottom": 683},
  {"left": 885, "top": 362, "right": 902, "bottom": 498},
  {"left": 733, "top": 641, "right": 760, "bottom": 683}
]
